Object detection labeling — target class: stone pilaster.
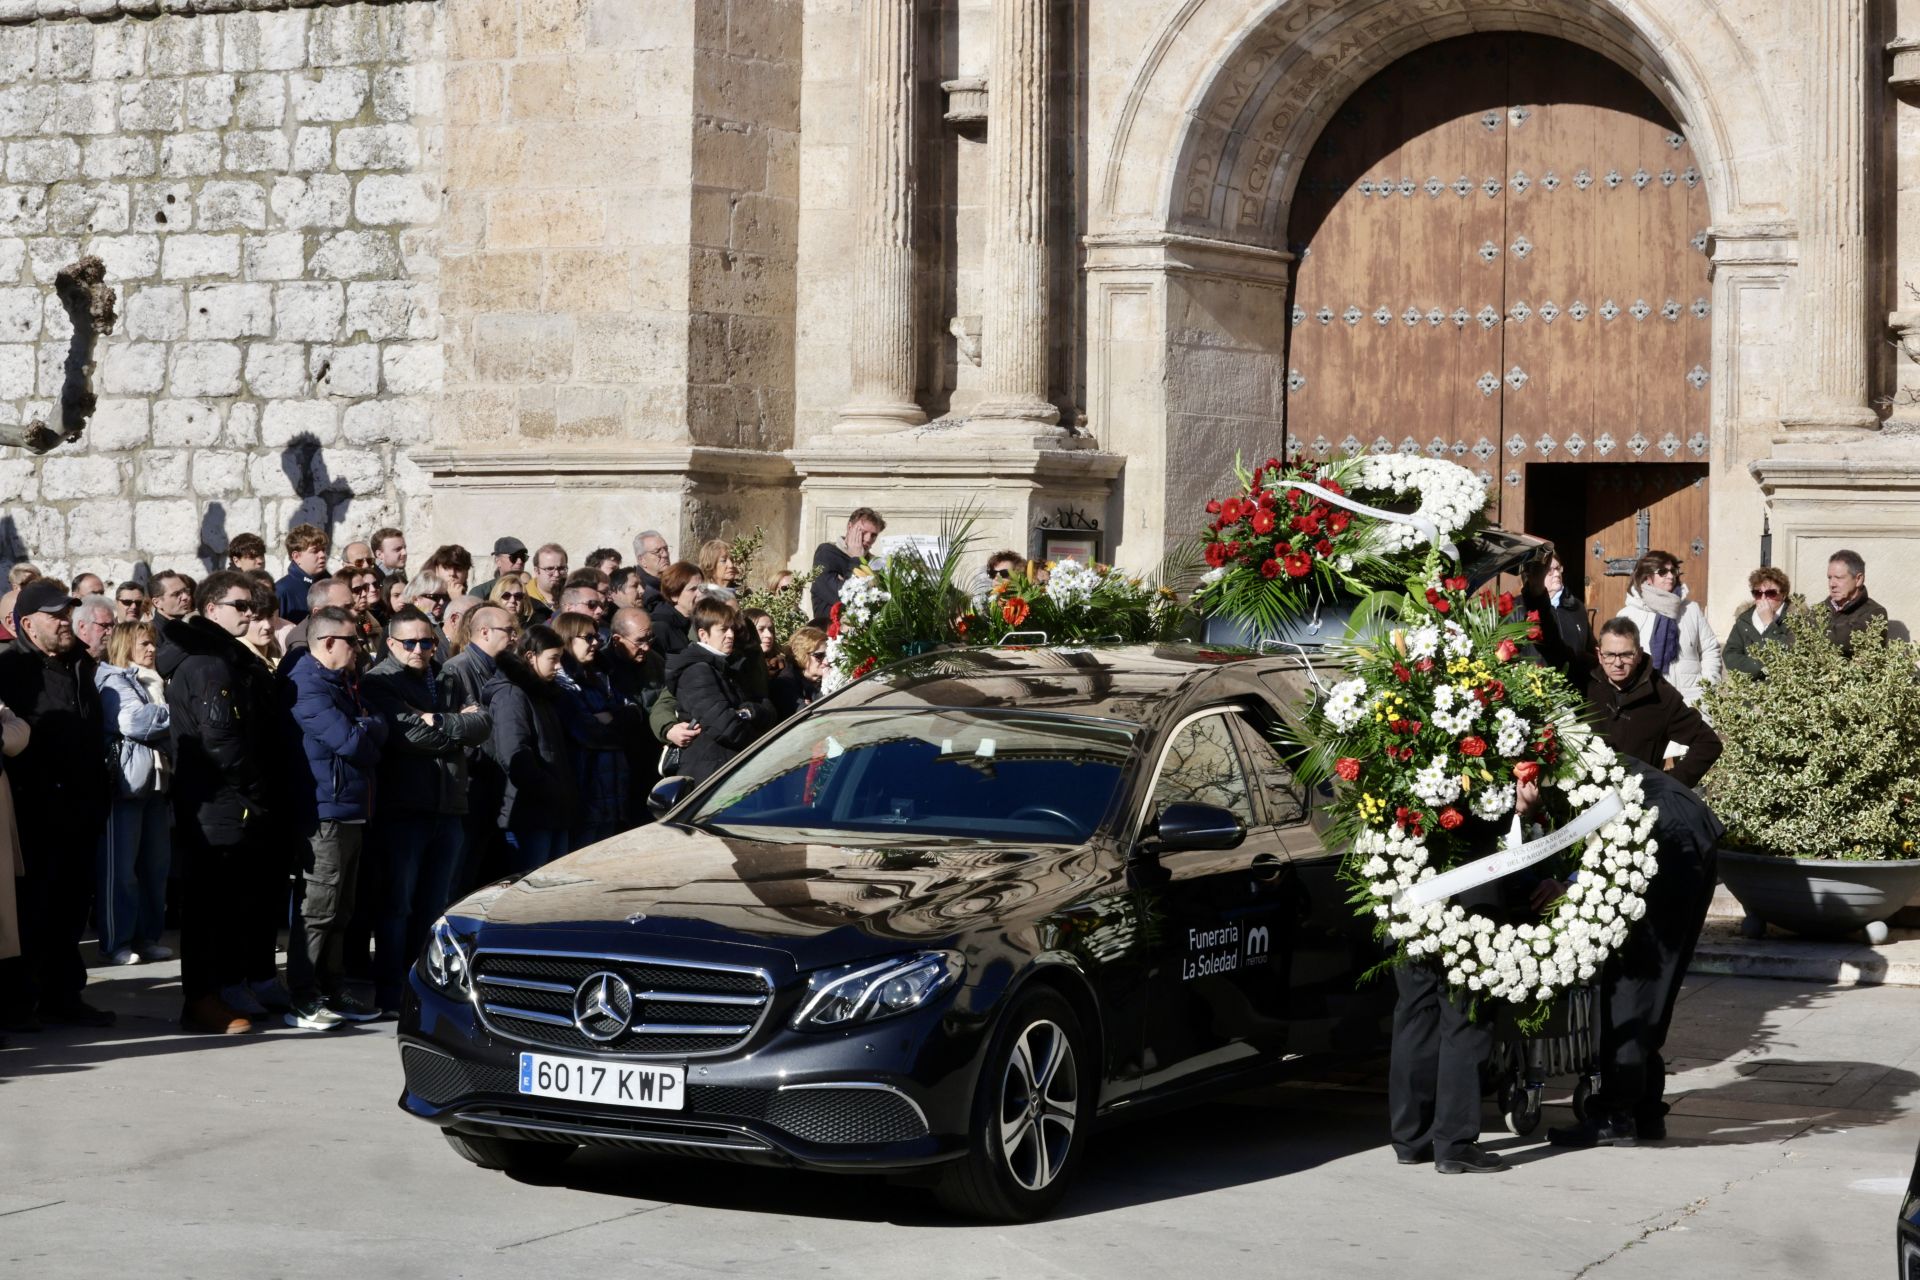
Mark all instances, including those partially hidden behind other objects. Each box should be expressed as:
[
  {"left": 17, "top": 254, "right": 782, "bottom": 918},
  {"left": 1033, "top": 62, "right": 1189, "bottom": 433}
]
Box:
[
  {"left": 836, "top": 0, "right": 927, "bottom": 435},
  {"left": 970, "top": 0, "right": 1062, "bottom": 433},
  {"left": 1783, "top": 0, "right": 1879, "bottom": 433}
]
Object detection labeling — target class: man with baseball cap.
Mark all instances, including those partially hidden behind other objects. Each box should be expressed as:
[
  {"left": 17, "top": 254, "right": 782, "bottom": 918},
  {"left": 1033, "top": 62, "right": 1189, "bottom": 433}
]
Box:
[
  {"left": 471, "top": 536, "right": 527, "bottom": 602},
  {"left": 0, "top": 579, "right": 113, "bottom": 1029}
]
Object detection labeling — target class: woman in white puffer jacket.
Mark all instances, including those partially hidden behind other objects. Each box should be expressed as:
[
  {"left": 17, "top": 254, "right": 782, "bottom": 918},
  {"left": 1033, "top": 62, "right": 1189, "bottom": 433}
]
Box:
[{"left": 1616, "top": 550, "right": 1722, "bottom": 705}]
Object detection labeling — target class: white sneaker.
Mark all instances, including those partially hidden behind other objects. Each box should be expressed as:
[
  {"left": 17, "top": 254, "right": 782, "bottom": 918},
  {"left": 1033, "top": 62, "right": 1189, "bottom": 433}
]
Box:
[
  {"left": 220, "top": 983, "right": 269, "bottom": 1017},
  {"left": 284, "top": 1000, "right": 345, "bottom": 1031},
  {"left": 109, "top": 949, "right": 137, "bottom": 967},
  {"left": 140, "top": 943, "right": 174, "bottom": 961}
]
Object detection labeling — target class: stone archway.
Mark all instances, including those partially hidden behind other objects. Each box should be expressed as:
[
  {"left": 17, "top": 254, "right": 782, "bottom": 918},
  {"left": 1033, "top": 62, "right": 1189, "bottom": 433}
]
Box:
[{"left": 1083, "top": 0, "right": 1794, "bottom": 616}]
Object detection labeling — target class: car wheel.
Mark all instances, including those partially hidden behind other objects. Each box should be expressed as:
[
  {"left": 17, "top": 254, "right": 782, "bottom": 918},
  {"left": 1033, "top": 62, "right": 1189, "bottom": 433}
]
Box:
[
  {"left": 443, "top": 1131, "right": 577, "bottom": 1177},
  {"left": 935, "top": 987, "right": 1088, "bottom": 1222}
]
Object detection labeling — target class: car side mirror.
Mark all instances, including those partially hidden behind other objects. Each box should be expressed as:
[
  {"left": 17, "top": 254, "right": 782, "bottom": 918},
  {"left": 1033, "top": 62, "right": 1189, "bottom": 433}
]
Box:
[
  {"left": 1149, "top": 802, "right": 1246, "bottom": 853},
  {"left": 648, "top": 775, "right": 694, "bottom": 819}
]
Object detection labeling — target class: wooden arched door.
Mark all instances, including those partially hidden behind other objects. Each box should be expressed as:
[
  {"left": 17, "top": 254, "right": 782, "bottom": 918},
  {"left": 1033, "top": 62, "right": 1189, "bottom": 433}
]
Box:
[{"left": 1283, "top": 34, "right": 1711, "bottom": 621}]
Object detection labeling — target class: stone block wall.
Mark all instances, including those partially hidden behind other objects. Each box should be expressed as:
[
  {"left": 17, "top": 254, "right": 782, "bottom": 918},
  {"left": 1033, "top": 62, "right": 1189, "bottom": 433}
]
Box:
[{"left": 0, "top": 0, "right": 442, "bottom": 584}]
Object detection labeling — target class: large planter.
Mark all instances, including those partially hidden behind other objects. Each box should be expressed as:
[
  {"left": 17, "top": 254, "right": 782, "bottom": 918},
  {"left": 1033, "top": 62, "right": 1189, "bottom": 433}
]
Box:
[{"left": 1717, "top": 849, "right": 1920, "bottom": 944}]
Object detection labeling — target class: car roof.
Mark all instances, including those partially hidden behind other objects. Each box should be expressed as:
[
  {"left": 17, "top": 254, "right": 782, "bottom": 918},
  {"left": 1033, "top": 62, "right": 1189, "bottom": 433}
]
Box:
[{"left": 822, "top": 643, "right": 1302, "bottom": 727}]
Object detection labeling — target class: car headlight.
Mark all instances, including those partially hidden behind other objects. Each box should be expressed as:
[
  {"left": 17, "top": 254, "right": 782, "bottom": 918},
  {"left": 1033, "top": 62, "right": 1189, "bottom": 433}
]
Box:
[
  {"left": 420, "top": 916, "right": 472, "bottom": 998},
  {"left": 791, "top": 951, "right": 964, "bottom": 1030}
]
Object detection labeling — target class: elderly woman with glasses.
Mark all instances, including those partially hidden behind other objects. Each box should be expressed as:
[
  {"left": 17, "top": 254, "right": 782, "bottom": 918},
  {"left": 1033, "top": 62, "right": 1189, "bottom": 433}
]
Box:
[
  {"left": 1723, "top": 567, "right": 1793, "bottom": 678},
  {"left": 402, "top": 570, "right": 452, "bottom": 627},
  {"left": 549, "top": 612, "right": 632, "bottom": 847},
  {"left": 1615, "top": 551, "right": 1721, "bottom": 707}
]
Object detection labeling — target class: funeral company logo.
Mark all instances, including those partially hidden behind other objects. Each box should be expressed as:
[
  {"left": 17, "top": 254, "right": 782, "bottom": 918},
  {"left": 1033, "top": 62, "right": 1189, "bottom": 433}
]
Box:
[
  {"left": 573, "top": 972, "right": 634, "bottom": 1041},
  {"left": 1245, "top": 925, "right": 1271, "bottom": 965}
]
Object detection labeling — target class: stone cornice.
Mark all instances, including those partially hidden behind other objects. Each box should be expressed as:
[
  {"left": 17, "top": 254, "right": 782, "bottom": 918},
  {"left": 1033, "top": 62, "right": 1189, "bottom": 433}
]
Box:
[
  {"left": 411, "top": 446, "right": 798, "bottom": 488},
  {"left": 0, "top": 0, "right": 431, "bottom": 24},
  {"left": 788, "top": 440, "right": 1126, "bottom": 483},
  {"left": 1749, "top": 456, "right": 1920, "bottom": 492},
  {"left": 1083, "top": 231, "right": 1294, "bottom": 286}
]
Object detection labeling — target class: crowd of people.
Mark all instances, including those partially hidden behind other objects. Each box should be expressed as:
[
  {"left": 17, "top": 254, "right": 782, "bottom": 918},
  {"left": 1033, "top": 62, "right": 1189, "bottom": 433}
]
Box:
[
  {"left": 0, "top": 497, "right": 1890, "bottom": 1048},
  {"left": 0, "top": 515, "right": 860, "bottom": 1039}
]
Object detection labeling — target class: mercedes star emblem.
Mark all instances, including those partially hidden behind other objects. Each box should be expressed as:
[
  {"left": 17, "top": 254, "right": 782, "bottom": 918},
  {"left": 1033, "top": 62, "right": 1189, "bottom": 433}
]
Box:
[{"left": 572, "top": 971, "right": 634, "bottom": 1042}]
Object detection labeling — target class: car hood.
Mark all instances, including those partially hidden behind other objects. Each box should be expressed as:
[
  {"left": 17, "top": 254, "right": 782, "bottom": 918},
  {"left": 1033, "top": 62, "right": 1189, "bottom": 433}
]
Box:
[{"left": 453, "top": 821, "right": 1110, "bottom": 965}]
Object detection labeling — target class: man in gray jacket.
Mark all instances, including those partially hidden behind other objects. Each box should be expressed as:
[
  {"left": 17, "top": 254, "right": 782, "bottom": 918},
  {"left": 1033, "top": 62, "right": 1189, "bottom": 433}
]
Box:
[{"left": 362, "top": 606, "right": 490, "bottom": 1013}]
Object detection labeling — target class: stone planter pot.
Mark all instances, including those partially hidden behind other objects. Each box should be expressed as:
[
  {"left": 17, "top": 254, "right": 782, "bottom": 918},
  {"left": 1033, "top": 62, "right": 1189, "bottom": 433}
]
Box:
[{"left": 1717, "top": 849, "right": 1920, "bottom": 944}]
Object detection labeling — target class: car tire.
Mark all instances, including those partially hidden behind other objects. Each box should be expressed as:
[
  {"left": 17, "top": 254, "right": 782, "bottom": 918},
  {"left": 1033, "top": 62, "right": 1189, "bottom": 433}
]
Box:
[
  {"left": 443, "top": 1131, "right": 577, "bottom": 1177},
  {"left": 935, "top": 986, "right": 1089, "bottom": 1222}
]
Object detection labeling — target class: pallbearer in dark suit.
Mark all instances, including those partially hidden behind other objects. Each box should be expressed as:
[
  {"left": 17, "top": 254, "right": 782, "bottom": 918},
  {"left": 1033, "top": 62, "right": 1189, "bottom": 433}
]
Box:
[{"left": 1544, "top": 759, "right": 1722, "bottom": 1146}]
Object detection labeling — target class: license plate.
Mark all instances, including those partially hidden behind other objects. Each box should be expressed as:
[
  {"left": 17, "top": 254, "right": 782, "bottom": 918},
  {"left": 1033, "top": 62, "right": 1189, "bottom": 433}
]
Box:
[{"left": 517, "top": 1052, "right": 685, "bottom": 1111}]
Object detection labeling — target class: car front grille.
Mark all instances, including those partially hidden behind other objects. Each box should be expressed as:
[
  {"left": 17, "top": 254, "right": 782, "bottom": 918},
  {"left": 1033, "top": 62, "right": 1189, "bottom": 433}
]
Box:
[{"left": 470, "top": 950, "right": 772, "bottom": 1058}]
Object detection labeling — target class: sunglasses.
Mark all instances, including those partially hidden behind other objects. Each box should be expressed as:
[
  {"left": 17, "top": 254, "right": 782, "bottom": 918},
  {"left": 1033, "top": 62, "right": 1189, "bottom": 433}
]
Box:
[
  {"left": 1751, "top": 588, "right": 1781, "bottom": 600},
  {"left": 990, "top": 568, "right": 1014, "bottom": 579},
  {"left": 315, "top": 634, "right": 353, "bottom": 648},
  {"left": 117, "top": 596, "right": 143, "bottom": 606},
  {"left": 215, "top": 597, "right": 255, "bottom": 614},
  {"left": 347, "top": 558, "right": 371, "bottom": 569},
  {"left": 393, "top": 636, "right": 435, "bottom": 651},
  {"left": 499, "top": 591, "right": 525, "bottom": 602},
  {"left": 420, "top": 593, "right": 450, "bottom": 605}
]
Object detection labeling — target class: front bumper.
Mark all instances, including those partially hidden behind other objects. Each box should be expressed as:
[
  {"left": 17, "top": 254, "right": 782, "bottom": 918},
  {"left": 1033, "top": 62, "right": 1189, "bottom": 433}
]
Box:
[{"left": 397, "top": 969, "right": 983, "bottom": 1172}]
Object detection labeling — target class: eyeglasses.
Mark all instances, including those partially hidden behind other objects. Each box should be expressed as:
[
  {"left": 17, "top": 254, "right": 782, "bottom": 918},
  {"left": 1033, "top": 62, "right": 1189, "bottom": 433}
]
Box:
[
  {"left": 1751, "top": 588, "right": 1781, "bottom": 600},
  {"left": 392, "top": 636, "right": 435, "bottom": 651},
  {"left": 347, "top": 558, "right": 371, "bottom": 569},
  {"left": 214, "top": 597, "right": 255, "bottom": 615},
  {"left": 628, "top": 635, "right": 653, "bottom": 647},
  {"left": 1597, "top": 650, "right": 1638, "bottom": 665}
]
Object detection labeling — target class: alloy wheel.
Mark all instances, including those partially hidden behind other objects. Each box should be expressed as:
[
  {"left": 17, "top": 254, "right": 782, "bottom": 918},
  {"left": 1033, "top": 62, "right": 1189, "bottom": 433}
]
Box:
[{"left": 998, "top": 1018, "right": 1078, "bottom": 1191}]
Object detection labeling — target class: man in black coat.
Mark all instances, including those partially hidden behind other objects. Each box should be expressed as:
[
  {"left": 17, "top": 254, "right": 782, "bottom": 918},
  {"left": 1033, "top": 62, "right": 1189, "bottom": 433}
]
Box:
[
  {"left": 604, "top": 606, "right": 680, "bottom": 821},
  {"left": 808, "top": 507, "right": 884, "bottom": 626},
  {"left": 155, "top": 570, "right": 279, "bottom": 1034},
  {"left": 0, "top": 579, "right": 113, "bottom": 1029},
  {"left": 1823, "top": 548, "right": 1893, "bottom": 657},
  {"left": 1543, "top": 761, "right": 1725, "bottom": 1147},
  {"left": 1587, "top": 618, "right": 1722, "bottom": 787},
  {"left": 1516, "top": 552, "right": 1593, "bottom": 683},
  {"left": 664, "top": 599, "right": 773, "bottom": 782},
  {"left": 440, "top": 604, "right": 520, "bottom": 890},
  {"left": 631, "top": 530, "right": 671, "bottom": 611},
  {"left": 362, "top": 606, "right": 490, "bottom": 1012}
]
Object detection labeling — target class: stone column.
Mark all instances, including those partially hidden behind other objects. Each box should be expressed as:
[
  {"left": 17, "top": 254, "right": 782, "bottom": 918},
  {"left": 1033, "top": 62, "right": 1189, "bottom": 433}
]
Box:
[
  {"left": 1786, "top": 0, "right": 1879, "bottom": 432},
  {"left": 836, "top": 0, "right": 927, "bottom": 435},
  {"left": 971, "top": 0, "right": 1062, "bottom": 431}
]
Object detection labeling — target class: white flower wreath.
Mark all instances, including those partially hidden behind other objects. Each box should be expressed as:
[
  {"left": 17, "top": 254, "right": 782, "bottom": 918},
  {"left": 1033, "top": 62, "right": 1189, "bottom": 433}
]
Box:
[
  {"left": 1354, "top": 733, "right": 1662, "bottom": 1008},
  {"left": 1351, "top": 455, "right": 1490, "bottom": 555}
]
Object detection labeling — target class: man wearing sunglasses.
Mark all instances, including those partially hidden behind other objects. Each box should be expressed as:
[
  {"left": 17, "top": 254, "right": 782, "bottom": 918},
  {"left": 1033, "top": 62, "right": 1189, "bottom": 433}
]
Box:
[
  {"left": 284, "top": 606, "right": 389, "bottom": 1030},
  {"left": 1724, "top": 567, "right": 1792, "bottom": 677},
  {"left": 361, "top": 606, "right": 490, "bottom": 1014},
  {"left": 439, "top": 604, "right": 522, "bottom": 889},
  {"left": 113, "top": 582, "right": 148, "bottom": 621},
  {"left": 154, "top": 570, "right": 280, "bottom": 1035},
  {"left": 471, "top": 536, "right": 527, "bottom": 602}
]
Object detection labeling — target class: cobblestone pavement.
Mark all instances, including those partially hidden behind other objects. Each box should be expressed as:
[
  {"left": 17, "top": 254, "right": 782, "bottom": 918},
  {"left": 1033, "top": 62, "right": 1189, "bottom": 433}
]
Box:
[{"left": 3, "top": 963, "right": 1915, "bottom": 1279}]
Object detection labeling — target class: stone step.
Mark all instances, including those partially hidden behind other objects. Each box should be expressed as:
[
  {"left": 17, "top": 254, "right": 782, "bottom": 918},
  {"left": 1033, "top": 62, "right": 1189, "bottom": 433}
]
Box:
[{"left": 1690, "top": 918, "right": 1920, "bottom": 987}]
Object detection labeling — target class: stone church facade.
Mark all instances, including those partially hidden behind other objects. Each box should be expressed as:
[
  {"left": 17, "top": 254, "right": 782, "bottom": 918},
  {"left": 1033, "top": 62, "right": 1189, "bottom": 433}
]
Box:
[{"left": 1, "top": 0, "right": 1917, "bottom": 628}]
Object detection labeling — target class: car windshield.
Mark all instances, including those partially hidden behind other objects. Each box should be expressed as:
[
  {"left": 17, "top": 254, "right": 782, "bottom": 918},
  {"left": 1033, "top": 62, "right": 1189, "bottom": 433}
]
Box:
[{"left": 685, "top": 707, "right": 1139, "bottom": 844}]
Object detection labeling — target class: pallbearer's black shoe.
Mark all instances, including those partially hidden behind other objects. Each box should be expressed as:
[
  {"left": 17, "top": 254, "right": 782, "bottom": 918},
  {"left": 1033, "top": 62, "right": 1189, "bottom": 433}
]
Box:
[
  {"left": 1393, "top": 1143, "right": 1433, "bottom": 1166},
  {"left": 1434, "top": 1143, "right": 1507, "bottom": 1174},
  {"left": 1547, "top": 1114, "right": 1638, "bottom": 1148}
]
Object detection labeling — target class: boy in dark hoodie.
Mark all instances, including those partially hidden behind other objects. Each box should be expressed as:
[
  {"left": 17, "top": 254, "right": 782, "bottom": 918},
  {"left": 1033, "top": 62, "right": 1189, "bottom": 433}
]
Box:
[{"left": 665, "top": 598, "right": 773, "bottom": 782}]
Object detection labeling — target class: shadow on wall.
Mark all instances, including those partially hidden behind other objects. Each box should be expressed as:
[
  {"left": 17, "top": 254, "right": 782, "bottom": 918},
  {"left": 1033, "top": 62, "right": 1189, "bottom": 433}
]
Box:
[{"left": 281, "top": 431, "right": 353, "bottom": 537}]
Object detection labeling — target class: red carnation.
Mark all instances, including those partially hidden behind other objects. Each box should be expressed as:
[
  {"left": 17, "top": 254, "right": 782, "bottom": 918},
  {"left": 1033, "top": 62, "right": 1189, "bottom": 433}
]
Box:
[
  {"left": 1437, "top": 806, "right": 1465, "bottom": 830},
  {"left": 1258, "top": 490, "right": 1276, "bottom": 509},
  {"left": 1498, "top": 591, "right": 1514, "bottom": 615},
  {"left": 1283, "top": 551, "right": 1312, "bottom": 578},
  {"left": 1204, "top": 541, "right": 1229, "bottom": 568},
  {"left": 1259, "top": 558, "right": 1281, "bottom": 579},
  {"left": 1328, "top": 510, "right": 1351, "bottom": 533},
  {"left": 1222, "top": 498, "right": 1242, "bottom": 524},
  {"left": 1484, "top": 679, "right": 1506, "bottom": 701},
  {"left": 852, "top": 656, "right": 877, "bottom": 679},
  {"left": 1459, "top": 736, "right": 1487, "bottom": 757},
  {"left": 1205, "top": 499, "right": 1222, "bottom": 515},
  {"left": 1415, "top": 657, "right": 1435, "bottom": 672},
  {"left": 1424, "top": 588, "right": 1451, "bottom": 615},
  {"left": 1315, "top": 538, "right": 1334, "bottom": 557},
  {"left": 1265, "top": 456, "right": 1282, "bottom": 472},
  {"left": 1393, "top": 663, "right": 1411, "bottom": 683},
  {"left": 1323, "top": 479, "right": 1346, "bottom": 497},
  {"left": 1251, "top": 508, "right": 1276, "bottom": 535},
  {"left": 1495, "top": 638, "right": 1519, "bottom": 662},
  {"left": 1225, "top": 541, "right": 1241, "bottom": 558},
  {"left": 1335, "top": 757, "right": 1362, "bottom": 782}
]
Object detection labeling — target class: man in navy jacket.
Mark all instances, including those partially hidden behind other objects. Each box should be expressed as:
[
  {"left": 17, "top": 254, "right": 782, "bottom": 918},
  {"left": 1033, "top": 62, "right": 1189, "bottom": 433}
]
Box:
[{"left": 283, "top": 606, "right": 387, "bottom": 1030}]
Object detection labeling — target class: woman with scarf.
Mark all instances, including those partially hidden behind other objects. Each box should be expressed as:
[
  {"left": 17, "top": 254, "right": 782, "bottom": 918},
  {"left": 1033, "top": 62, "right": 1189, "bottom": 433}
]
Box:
[{"left": 1616, "top": 551, "right": 1721, "bottom": 706}]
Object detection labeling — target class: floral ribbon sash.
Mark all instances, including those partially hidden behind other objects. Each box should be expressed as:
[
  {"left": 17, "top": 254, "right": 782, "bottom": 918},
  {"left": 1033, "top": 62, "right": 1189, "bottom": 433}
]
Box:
[{"left": 1395, "top": 789, "right": 1627, "bottom": 909}]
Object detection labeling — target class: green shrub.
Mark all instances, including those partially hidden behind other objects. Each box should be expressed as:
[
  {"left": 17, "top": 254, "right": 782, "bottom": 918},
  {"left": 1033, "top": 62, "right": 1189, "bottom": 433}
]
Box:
[{"left": 1700, "top": 608, "right": 1920, "bottom": 860}]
